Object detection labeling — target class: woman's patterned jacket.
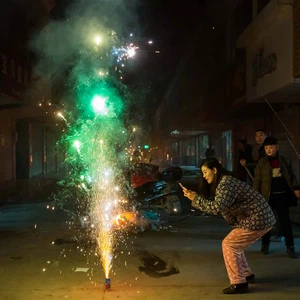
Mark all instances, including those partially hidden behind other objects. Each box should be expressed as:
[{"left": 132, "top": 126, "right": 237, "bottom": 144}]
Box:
[{"left": 192, "top": 175, "right": 275, "bottom": 230}]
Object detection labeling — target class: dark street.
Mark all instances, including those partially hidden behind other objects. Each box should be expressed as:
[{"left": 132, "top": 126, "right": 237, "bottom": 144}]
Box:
[{"left": 1, "top": 200, "right": 300, "bottom": 299}]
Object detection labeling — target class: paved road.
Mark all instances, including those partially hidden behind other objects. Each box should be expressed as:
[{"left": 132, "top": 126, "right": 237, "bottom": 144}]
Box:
[{"left": 1, "top": 200, "right": 300, "bottom": 299}]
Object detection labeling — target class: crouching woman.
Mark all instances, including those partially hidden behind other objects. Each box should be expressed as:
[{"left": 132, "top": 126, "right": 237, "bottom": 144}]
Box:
[{"left": 181, "top": 157, "right": 275, "bottom": 294}]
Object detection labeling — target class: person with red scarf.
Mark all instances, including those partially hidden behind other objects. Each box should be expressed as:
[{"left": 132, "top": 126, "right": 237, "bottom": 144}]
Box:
[{"left": 253, "top": 136, "right": 300, "bottom": 258}]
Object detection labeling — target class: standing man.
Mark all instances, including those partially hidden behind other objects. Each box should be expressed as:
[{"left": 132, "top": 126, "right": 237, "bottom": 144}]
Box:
[
  {"left": 240, "top": 129, "right": 267, "bottom": 169},
  {"left": 253, "top": 137, "right": 300, "bottom": 258}
]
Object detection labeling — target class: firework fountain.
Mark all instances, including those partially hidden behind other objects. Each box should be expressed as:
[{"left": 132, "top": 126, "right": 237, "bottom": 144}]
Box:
[
  {"left": 31, "top": 0, "right": 160, "bottom": 288},
  {"left": 43, "top": 33, "right": 138, "bottom": 290},
  {"left": 59, "top": 52, "right": 134, "bottom": 290}
]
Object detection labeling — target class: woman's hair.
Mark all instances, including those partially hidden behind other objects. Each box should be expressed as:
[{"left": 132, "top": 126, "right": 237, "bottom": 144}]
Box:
[{"left": 199, "top": 157, "right": 232, "bottom": 198}]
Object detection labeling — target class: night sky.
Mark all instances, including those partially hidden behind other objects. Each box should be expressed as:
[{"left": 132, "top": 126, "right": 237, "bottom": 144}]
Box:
[{"left": 137, "top": 0, "right": 206, "bottom": 95}]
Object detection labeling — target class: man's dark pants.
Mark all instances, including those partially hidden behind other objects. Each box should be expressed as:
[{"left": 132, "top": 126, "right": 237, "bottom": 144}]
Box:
[{"left": 262, "top": 192, "right": 294, "bottom": 248}]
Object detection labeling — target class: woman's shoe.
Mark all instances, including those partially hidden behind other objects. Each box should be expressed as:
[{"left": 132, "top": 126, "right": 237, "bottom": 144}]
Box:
[{"left": 222, "top": 282, "right": 249, "bottom": 294}]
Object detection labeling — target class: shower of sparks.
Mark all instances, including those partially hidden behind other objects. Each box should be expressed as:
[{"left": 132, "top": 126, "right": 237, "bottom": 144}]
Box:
[
  {"left": 113, "top": 44, "right": 139, "bottom": 61},
  {"left": 52, "top": 30, "right": 155, "bottom": 282},
  {"left": 93, "top": 185, "right": 118, "bottom": 278},
  {"left": 74, "top": 103, "right": 130, "bottom": 276},
  {"left": 56, "top": 81, "right": 134, "bottom": 282}
]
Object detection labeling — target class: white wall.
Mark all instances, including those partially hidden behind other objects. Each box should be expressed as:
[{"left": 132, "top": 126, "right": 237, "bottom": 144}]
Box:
[{"left": 246, "top": 7, "right": 294, "bottom": 101}]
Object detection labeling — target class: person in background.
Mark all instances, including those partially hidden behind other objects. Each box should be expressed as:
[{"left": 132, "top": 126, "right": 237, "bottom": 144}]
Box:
[
  {"left": 181, "top": 157, "right": 275, "bottom": 294},
  {"left": 253, "top": 137, "right": 300, "bottom": 258},
  {"left": 240, "top": 129, "right": 283, "bottom": 242},
  {"left": 254, "top": 129, "right": 268, "bottom": 160},
  {"left": 237, "top": 138, "right": 253, "bottom": 184},
  {"left": 240, "top": 129, "right": 267, "bottom": 169},
  {"left": 205, "top": 146, "right": 215, "bottom": 159}
]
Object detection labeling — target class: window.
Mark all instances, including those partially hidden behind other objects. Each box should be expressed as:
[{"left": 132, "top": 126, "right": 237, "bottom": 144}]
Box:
[{"left": 172, "top": 141, "right": 179, "bottom": 155}]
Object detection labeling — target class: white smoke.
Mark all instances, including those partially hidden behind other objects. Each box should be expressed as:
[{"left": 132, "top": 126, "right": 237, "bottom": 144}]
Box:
[{"left": 31, "top": 0, "right": 139, "bottom": 77}]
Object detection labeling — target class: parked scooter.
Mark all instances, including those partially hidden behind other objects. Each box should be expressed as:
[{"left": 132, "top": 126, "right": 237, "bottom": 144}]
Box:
[{"left": 130, "top": 158, "right": 183, "bottom": 215}]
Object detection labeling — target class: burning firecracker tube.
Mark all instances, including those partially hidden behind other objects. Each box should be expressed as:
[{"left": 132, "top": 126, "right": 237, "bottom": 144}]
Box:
[{"left": 105, "top": 278, "right": 111, "bottom": 291}]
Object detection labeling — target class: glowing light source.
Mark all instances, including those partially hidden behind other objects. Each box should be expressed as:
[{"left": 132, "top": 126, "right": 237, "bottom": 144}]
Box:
[
  {"left": 94, "top": 35, "right": 102, "bottom": 45},
  {"left": 73, "top": 140, "right": 81, "bottom": 152},
  {"left": 92, "top": 96, "right": 108, "bottom": 115},
  {"left": 57, "top": 112, "right": 66, "bottom": 122},
  {"left": 127, "top": 48, "right": 136, "bottom": 58}
]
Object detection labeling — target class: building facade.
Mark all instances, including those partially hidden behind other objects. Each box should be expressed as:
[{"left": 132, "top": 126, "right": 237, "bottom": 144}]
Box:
[
  {"left": 153, "top": 0, "right": 300, "bottom": 177},
  {"left": 231, "top": 0, "right": 300, "bottom": 176},
  {"left": 0, "top": 0, "right": 63, "bottom": 200}
]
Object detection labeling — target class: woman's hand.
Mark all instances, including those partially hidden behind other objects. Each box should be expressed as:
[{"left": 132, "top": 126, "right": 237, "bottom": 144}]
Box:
[
  {"left": 179, "top": 183, "right": 197, "bottom": 201},
  {"left": 295, "top": 190, "right": 300, "bottom": 198},
  {"left": 184, "top": 189, "right": 197, "bottom": 201},
  {"left": 239, "top": 159, "right": 246, "bottom": 167}
]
